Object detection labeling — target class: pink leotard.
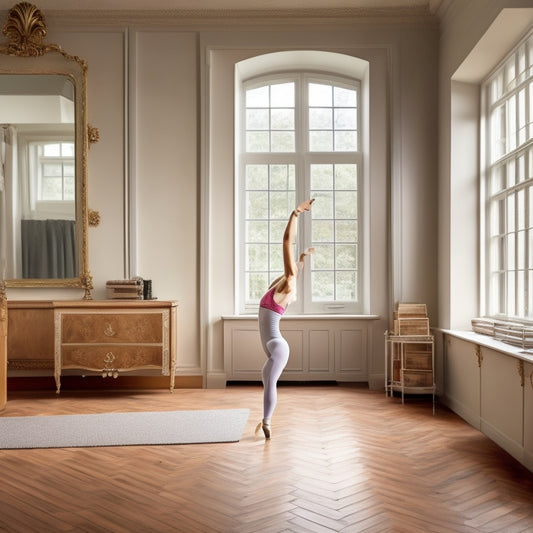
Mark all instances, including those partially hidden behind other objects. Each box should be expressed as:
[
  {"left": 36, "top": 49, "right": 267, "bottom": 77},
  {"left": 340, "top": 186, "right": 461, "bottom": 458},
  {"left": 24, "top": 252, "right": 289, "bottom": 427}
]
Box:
[{"left": 259, "top": 287, "right": 286, "bottom": 315}]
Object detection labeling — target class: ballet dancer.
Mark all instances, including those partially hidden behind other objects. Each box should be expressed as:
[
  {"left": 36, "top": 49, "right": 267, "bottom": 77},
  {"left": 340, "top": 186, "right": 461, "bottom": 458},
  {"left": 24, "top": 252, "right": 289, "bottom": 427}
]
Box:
[{"left": 256, "top": 198, "right": 314, "bottom": 439}]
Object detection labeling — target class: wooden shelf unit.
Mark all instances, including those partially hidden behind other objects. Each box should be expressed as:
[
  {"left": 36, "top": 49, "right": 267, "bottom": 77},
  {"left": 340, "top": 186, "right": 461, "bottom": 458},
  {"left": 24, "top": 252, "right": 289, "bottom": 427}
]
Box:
[{"left": 385, "top": 303, "right": 435, "bottom": 413}]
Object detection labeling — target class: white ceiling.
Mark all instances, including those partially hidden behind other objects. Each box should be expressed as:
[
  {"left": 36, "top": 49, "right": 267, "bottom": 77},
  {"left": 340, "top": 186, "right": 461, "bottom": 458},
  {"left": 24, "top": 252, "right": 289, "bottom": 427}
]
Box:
[{"left": 0, "top": 0, "right": 442, "bottom": 13}]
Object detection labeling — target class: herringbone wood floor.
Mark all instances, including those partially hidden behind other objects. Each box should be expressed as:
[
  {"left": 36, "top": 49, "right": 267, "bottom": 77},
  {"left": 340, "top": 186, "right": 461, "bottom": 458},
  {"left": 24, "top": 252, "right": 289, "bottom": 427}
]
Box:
[{"left": 1, "top": 383, "right": 533, "bottom": 533}]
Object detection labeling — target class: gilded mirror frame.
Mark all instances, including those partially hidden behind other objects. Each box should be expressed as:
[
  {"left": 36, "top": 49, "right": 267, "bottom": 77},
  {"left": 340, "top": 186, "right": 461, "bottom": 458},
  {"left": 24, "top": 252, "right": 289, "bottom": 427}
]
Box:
[{"left": 0, "top": 2, "right": 92, "bottom": 297}]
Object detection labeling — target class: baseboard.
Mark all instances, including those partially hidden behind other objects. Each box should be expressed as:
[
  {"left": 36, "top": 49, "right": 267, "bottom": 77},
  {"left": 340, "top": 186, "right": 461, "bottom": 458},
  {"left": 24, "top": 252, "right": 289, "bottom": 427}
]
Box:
[{"left": 7, "top": 375, "right": 203, "bottom": 391}]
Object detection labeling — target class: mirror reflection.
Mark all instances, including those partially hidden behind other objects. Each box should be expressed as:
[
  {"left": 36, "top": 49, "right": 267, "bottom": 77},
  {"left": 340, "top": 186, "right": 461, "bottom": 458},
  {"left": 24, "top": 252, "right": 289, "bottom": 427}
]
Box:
[{"left": 0, "top": 74, "right": 77, "bottom": 279}]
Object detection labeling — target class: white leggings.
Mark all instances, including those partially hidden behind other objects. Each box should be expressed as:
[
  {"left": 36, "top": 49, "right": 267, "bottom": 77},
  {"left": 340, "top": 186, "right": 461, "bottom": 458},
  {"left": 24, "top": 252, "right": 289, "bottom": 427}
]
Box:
[{"left": 261, "top": 337, "right": 290, "bottom": 420}]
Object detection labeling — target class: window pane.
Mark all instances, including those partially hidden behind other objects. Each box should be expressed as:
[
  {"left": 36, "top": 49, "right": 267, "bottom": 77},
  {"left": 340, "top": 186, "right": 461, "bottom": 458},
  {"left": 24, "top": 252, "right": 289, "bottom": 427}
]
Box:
[
  {"left": 312, "top": 271, "right": 334, "bottom": 300},
  {"left": 507, "top": 233, "right": 515, "bottom": 270},
  {"left": 336, "top": 220, "right": 357, "bottom": 242},
  {"left": 246, "top": 190, "right": 269, "bottom": 218},
  {"left": 246, "top": 165, "right": 269, "bottom": 189},
  {"left": 247, "top": 220, "right": 268, "bottom": 242},
  {"left": 490, "top": 165, "right": 504, "bottom": 194},
  {"left": 271, "top": 131, "right": 295, "bottom": 152},
  {"left": 246, "top": 243, "right": 269, "bottom": 270},
  {"left": 246, "top": 131, "right": 269, "bottom": 152},
  {"left": 309, "top": 130, "right": 333, "bottom": 151},
  {"left": 309, "top": 83, "right": 332, "bottom": 106},
  {"left": 336, "top": 191, "right": 357, "bottom": 219},
  {"left": 507, "top": 194, "right": 515, "bottom": 232},
  {"left": 247, "top": 272, "right": 268, "bottom": 300},
  {"left": 64, "top": 177, "right": 75, "bottom": 200},
  {"left": 336, "top": 244, "right": 357, "bottom": 269},
  {"left": 41, "top": 177, "right": 62, "bottom": 200},
  {"left": 270, "top": 249, "right": 284, "bottom": 272},
  {"left": 64, "top": 162, "right": 74, "bottom": 177},
  {"left": 270, "top": 220, "right": 287, "bottom": 242},
  {"left": 310, "top": 164, "right": 334, "bottom": 189},
  {"left": 247, "top": 109, "right": 269, "bottom": 129},
  {"left": 336, "top": 271, "right": 357, "bottom": 300},
  {"left": 334, "top": 86, "right": 357, "bottom": 107},
  {"left": 62, "top": 142, "right": 75, "bottom": 157},
  {"left": 334, "top": 131, "right": 357, "bottom": 151},
  {"left": 313, "top": 244, "right": 335, "bottom": 269},
  {"left": 246, "top": 86, "right": 269, "bottom": 107},
  {"left": 313, "top": 220, "right": 334, "bottom": 242},
  {"left": 517, "top": 188, "right": 525, "bottom": 230},
  {"left": 311, "top": 191, "right": 334, "bottom": 219},
  {"left": 43, "top": 163, "right": 62, "bottom": 177},
  {"left": 271, "top": 108, "right": 294, "bottom": 130},
  {"left": 517, "top": 229, "right": 526, "bottom": 269},
  {"left": 43, "top": 143, "right": 60, "bottom": 156},
  {"left": 334, "top": 108, "right": 357, "bottom": 130},
  {"left": 336, "top": 164, "right": 357, "bottom": 189},
  {"left": 271, "top": 82, "right": 294, "bottom": 107},
  {"left": 309, "top": 108, "right": 332, "bottom": 129},
  {"left": 270, "top": 164, "right": 294, "bottom": 190},
  {"left": 270, "top": 191, "right": 293, "bottom": 218}
]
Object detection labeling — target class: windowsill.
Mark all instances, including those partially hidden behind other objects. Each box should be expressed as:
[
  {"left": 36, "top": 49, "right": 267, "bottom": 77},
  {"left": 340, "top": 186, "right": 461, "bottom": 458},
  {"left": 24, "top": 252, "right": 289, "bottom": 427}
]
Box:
[
  {"left": 222, "top": 314, "right": 381, "bottom": 320},
  {"left": 436, "top": 328, "right": 533, "bottom": 364}
]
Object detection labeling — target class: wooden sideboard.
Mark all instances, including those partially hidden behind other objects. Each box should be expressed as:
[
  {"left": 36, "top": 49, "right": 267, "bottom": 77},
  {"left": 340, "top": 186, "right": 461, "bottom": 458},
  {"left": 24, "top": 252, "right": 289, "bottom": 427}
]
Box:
[{"left": 7, "top": 300, "right": 178, "bottom": 392}]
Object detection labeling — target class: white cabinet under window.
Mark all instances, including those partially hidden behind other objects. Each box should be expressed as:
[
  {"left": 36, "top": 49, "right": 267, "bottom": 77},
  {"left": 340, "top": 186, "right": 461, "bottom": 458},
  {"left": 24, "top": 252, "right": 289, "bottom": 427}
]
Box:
[
  {"left": 223, "top": 316, "right": 373, "bottom": 383},
  {"left": 442, "top": 331, "right": 533, "bottom": 473},
  {"left": 480, "top": 347, "right": 524, "bottom": 459},
  {"left": 524, "top": 362, "right": 533, "bottom": 472},
  {"left": 444, "top": 335, "right": 481, "bottom": 429}
]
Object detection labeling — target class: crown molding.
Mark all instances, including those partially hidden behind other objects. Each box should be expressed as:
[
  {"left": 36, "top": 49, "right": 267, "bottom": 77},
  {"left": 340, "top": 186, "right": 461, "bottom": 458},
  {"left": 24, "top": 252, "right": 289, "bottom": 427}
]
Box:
[{"left": 1, "top": 6, "right": 440, "bottom": 29}]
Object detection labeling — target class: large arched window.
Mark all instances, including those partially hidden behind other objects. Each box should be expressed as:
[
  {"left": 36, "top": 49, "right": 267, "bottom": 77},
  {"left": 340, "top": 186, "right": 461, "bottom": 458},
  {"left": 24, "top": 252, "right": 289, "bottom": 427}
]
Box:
[{"left": 236, "top": 52, "right": 367, "bottom": 314}]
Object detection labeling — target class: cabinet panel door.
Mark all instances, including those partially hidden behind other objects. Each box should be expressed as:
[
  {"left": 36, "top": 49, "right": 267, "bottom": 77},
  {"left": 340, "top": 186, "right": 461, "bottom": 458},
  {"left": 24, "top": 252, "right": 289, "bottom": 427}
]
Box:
[
  {"left": 308, "top": 329, "right": 333, "bottom": 373},
  {"left": 524, "top": 362, "right": 533, "bottom": 469},
  {"left": 229, "top": 329, "right": 265, "bottom": 373},
  {"left": 481, "top": 348, "right": 523, "bottom": 447},
  {"left": 337, "top": 327, "right": 367, "bottom": 374},
  {"left": 282, "top": 329, "right": 304, "bottom": 372},
  {"left": 444, "top": 335, "right": 481, "bottom": 426}
]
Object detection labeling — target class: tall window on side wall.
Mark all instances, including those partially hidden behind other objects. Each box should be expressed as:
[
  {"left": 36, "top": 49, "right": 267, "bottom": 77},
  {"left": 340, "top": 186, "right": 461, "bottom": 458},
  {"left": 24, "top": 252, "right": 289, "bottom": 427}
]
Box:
[
  {"left": 483, "top": 30, "right": 533, "bottom": 322},
  {"left": 239, "top": 73, "right": 362, "bottom": 314}
]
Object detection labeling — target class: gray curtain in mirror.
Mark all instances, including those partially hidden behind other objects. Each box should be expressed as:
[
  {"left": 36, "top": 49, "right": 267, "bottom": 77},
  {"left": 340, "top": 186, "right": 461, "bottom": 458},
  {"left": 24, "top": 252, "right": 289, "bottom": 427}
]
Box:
[{"left": 21, "top": 219, "right": 77, "bottom": 278}]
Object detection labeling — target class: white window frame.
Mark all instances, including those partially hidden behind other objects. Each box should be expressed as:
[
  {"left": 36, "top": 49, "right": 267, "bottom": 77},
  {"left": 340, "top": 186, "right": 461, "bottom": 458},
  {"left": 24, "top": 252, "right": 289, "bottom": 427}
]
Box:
[
  {"left": 17, "top": 133, "right": 75, "bottom": 220},
  {"left": 237, "top": 71, "right": 362, "bottom": 315},
  {"left": 482, "top": 29, "right": 533, "bottom": 323}
]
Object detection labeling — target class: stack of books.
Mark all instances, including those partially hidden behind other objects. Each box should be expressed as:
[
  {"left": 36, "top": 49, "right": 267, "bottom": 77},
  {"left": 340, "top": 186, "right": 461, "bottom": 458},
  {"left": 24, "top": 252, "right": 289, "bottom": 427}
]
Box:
[{"left": 106, "top": 279, "right": 143, "bottom": 299}]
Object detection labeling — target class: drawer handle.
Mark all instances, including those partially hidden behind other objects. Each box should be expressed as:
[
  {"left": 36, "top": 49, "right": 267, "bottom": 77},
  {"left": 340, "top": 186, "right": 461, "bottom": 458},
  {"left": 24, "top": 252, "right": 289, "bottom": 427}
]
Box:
[
  {"left": 104, "top": 323, "right": 116, "bottom": 337},
  {"left": 102, "top": 352, "right": 118, "bottom": 378}
]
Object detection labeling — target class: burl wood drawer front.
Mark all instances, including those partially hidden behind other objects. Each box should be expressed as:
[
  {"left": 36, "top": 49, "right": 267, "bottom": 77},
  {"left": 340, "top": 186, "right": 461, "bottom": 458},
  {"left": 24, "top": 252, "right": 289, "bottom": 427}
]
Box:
[
  {"left": 61, "top": 345, "right": 164, "bottom": 371},
  {"left": 61, "top": 313, "right": 163, "bottom": 344}
]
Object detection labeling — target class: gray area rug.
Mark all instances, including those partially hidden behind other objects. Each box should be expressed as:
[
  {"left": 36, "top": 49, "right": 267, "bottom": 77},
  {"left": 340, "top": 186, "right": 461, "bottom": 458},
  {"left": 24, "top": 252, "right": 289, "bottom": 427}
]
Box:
[{"left": 0, "top": 408, "right": 250, "bottom": 449}]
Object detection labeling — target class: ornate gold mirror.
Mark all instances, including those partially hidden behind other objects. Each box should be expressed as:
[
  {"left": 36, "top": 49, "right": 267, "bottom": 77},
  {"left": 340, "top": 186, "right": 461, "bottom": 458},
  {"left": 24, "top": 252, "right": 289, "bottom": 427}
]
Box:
[{"left": 0, "top": 2, "right": 93, "bottom": 297}]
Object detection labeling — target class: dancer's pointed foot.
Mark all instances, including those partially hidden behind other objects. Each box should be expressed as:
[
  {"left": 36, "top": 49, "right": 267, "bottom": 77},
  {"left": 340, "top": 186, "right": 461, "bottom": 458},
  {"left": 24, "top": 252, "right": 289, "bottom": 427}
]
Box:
[
  {"left": 262, "top": 419, "right": 271, "bottom": 439},
  {"left": 255, "top": 419, "right": 271, "bottom": 439}
]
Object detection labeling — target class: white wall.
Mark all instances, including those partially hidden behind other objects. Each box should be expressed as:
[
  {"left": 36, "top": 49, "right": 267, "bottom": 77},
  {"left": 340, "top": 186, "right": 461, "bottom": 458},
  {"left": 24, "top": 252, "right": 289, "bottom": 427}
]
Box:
[
  {"left": 4, "top": 10, "right": 441, "bottom": 386},
  {"left": 438, "top": 0, "right": 533, "bottom": 330}
]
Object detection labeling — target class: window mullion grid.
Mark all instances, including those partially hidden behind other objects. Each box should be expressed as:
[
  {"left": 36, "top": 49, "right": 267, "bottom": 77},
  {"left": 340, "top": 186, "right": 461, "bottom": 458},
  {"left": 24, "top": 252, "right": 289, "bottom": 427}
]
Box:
[
  {"left": 241, "top": 72, "right": 360, "bottom": 314},
  {"left": 485, "top": 31, "right": 533, "bottom": 323}
]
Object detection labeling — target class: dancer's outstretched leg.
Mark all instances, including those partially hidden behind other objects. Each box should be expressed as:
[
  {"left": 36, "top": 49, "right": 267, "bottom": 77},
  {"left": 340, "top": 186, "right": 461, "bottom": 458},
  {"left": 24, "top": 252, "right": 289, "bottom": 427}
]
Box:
[{"left": 259, "top": 337, "right": 289, "bottom": 438}]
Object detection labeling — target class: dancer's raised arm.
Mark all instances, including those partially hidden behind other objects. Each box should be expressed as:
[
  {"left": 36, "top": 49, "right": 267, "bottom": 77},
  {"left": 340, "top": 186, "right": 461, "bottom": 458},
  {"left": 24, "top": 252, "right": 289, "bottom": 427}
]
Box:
[{"left": 277, "top": 198, "right": 314, "bottom": 292}]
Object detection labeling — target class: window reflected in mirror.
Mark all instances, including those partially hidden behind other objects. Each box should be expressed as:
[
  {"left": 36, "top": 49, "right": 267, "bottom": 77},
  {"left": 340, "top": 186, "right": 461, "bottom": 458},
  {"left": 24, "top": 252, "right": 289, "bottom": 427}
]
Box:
[{"left": 0, "top": 74, "right": 77, "bottom": 279}]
